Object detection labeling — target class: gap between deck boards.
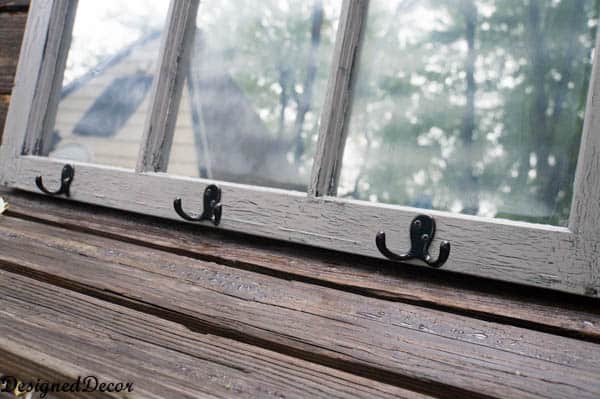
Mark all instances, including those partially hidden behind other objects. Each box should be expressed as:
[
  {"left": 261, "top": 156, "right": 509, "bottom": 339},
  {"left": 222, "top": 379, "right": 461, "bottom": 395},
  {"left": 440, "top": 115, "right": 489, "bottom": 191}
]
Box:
[
  {"left": 0, "top": 269, "right": 434, "bottom": 399},
  {"left": 0, "top": 213, "right": 599, "bottom": 398},
  {"left": 0, "top": 217, "right": 487, "bottom": 399},
  {"left": 2, "top": 188, "right": 600, "bottom": 344}
]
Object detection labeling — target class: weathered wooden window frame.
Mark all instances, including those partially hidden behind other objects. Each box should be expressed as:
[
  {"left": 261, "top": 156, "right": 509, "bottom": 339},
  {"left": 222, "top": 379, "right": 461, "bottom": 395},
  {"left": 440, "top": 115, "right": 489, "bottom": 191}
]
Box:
[{"left": 1, "top": 0, "right": 599, "bottom": 296}]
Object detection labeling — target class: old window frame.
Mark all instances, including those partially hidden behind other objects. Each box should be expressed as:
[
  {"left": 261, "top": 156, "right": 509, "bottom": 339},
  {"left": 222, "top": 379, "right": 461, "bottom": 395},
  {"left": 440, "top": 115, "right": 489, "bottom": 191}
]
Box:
[{"left": 1, "top": 0, "right": 599, "bottom": 296}]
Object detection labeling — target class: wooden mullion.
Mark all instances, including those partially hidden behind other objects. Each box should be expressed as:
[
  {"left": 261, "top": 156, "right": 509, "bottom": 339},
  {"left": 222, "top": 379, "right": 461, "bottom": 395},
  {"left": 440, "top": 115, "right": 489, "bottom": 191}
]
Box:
[
  {"left": 37, "top": 0, "right": 77, "bottom": 156},
  {"left": 568, "top": 27, "right": 600, "bottom": 295},
  {"left": 0, "top": 0, "right": 68, "bottom": 184},
  {"left": 308, "top": 0, "right": 368, "bottom": 197},
  {"left": 135, "top": 0, "right": 199, "bottom": 173},
  {"left": 21, "top": 0, "right": 76, "bottom": 156},
  {"left": 0, "top": 0, "right": 597, "bottom": 298}
]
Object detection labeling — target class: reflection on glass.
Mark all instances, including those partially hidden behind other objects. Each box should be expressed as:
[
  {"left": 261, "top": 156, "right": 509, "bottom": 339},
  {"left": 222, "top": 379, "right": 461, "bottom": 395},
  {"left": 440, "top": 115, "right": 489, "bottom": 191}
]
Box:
[
  {"left": 47, "top": 0, "right": 168, "bottom": 169},
  {"left": 338, "top": 0, "right": 598, "bottom": 226},
  {"left": 168, "top": 0, "right": 340, "bottom": 191}
]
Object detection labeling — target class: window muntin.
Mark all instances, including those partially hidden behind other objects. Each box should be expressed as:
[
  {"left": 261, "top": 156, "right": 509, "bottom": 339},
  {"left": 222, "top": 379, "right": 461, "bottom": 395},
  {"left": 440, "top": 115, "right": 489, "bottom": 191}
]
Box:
[
  {"left": 46, "top": 0, "right": 169, "bottom": 169},
  {"left": 168, "top": 0, "right": 341, "bottom": 191},
  {"left": 2, "top": 0, "right": 599, "bottom": 296},
  {"left": 337, "top": 0, "right": 598, "bottom": 226}
]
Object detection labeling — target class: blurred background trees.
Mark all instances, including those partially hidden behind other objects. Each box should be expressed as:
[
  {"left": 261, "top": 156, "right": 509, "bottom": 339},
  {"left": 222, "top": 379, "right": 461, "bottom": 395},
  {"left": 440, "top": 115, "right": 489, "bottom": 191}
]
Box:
[
  {"left": 63, "top": 0, "right": 599, "bottom": 226},
  {"left": 338, "top": 0, "right": 599, "bottom": 226}
]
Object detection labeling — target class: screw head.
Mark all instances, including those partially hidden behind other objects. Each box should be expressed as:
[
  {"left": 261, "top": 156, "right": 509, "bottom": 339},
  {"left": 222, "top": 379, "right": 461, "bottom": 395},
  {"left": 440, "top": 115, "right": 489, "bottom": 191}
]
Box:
[{"left": 421, "top": 233, "right": 429, "bottom": 242}]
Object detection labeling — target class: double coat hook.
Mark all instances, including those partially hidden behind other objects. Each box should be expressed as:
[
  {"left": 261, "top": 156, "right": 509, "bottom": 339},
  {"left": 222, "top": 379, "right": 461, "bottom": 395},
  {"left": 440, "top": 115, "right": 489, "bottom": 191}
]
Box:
[
  {"left": 174, "top": 184, "right": 222, "bottom": 226},
  {"left": 35, "top": 164, "right": 74, "bottom": 197},
  {"left": 376, "top": 214, "right": 450, "bottom": 268}
]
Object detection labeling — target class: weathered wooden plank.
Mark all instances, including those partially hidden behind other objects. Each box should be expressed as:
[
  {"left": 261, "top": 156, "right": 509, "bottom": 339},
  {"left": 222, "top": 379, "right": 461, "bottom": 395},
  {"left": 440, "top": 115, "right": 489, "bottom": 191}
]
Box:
[
  {"left": 35, "top": 0, "right": 76, "bottom": 155},
  {"left": 2, "top": 188, "right": 599, "bottom": 342},
  {"left": 0, "top": 12, "right": 27, "bottom": 94},
  {"left": 0, "top": 94, "right": 9, "bottom": 142},
  {"left": 19, "top": 0, "right": 75, "bottom": 155},
  {"left": 0, "top": 215, "right": 599, "bottom": 398},
  {"left": 136, "top": 0, "right": 199, "bottom": 172},
  {"left": 0, "top": 0, "right": 29, "bottom": 11},
  {"left": 310, "top": 0, "right": 367, "bottom": 196},
  {"left": 569, "top": 15, "right": 600, "bottom": 295},
  {"left": 0, "top": 270, "right": 423, "bottom": 399},
  {"left": 1, "top": 350, "right": 110, "bottom": 399},
  {"left": 5, "top": 155, "right": 587, "bottom": 296}
]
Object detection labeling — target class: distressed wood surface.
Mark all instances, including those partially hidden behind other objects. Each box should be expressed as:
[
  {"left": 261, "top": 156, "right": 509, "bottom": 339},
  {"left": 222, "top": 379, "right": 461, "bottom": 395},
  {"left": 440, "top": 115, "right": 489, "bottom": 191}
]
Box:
[
  {"left": 19, "top": 0, "right": 75, "bottom": 155},
  {"left": 0, "top": 0, "right": 55, "bottom": 183},
  {"left": 1, "top": 348, "right": 115, "bottom": 399},
  {"left": 35, "top": 0, "right": 75, "bottom": 155},
  {"left": 0, "top": 215, "right": 599, "bottom": 399},
  {"left": 136, "top": 0, "right": 199, "bottom": 173},
  {"left": 310, "top": 0, "right": 368, "bottom": 196},
  {"left": 0, "top": 0, "right": 28, "bottom": 11},
  {"left": 570, "top": 24, "right": 600, "bottom": 295},
  {"left": 3, "top": 188, "right": 599, "bottom": 342},
  {"left": 1, "top": 3, "right": 599, "bottom": 399},
  {"left": 0, "top": 95, "right": 9, "bottom": 141},
  {"left": 0, "top": 0, "right": 597, "bottom": 298},
  {"left": 0, "top": 270, "right": 424, "bottom": 399},
  {"left": 0, "top": 1, "right": 27, "bottom": 144},
  {"left": 6, "top": 156, "right": 587, "bottom": 296},
  {"left": 0, "top": 12, "right": 27, "bottom": 94}
]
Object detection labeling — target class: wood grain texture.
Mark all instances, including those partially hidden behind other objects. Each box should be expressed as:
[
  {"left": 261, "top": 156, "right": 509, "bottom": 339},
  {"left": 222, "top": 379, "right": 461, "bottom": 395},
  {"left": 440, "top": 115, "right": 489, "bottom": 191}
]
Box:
[
  {"left": 20, "top": 0, "right": 75, "bottom": 155},
  {"left": 0, "top": 270, "right": 425, "bottom": 399},
  {"left": 310, "top": 0, "right": 367, "bottom": 196},
  {"left": 0, "top": 12, "right": 26, "bottom": 94},
  {"left": 570, "top": 26, "right": 600, "bottom": 296},
  {"left": 1, "top": 1, "right": 596, "bottom": 297},
  {"left": 3, "top": 188, "right": 599, "bottom": 342},
  {"left": 0, "top": 0, "right": 55, "bottom": 183},
  {"left": 0, "top": 0, "right": 28, "bottom": 11},
  {"left": 0, "top": 95, "right": 9, "bottom": 143},
  {"left": 35, "top": 0, "right": 75, "bottom": 155},
  {"left": 0, "top": 215, "right": 599, "bottom": 399},
  {"left": 136, "top": 0, "right": 199, "bottom": 172},
  {"left": 1, "top": 350, "right": 112, "bottom": 399},
  {"left": 6, "top": 156, "right": 587, "bottom": 296}
]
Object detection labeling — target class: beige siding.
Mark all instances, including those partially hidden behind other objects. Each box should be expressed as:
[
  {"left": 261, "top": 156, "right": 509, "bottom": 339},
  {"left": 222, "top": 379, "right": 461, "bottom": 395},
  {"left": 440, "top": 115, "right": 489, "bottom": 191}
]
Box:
[{"left": 51, "top": 38, "right": 198, "bottom": 175}]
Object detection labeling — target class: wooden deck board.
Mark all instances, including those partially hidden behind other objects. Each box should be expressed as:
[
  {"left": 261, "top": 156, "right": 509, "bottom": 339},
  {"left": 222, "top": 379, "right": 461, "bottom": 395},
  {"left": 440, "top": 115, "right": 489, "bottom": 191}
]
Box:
[
  {"left": 2, "top": 188, "right": 599, "bottom": 343},
  {"left": 0, "top": 212, "right": 599, "bottom": 398},
  {"left": 0, "top": 1, "right": 28, "bottom": 12},
  {"left": 0, "top": 270, "right": 426, "bottom": 399},
  {"left": 0, "top": 12, "right": 26, "bottom": 95},
  {"left": 0, "top": 94, "right": 9, "bottom": 139},
  {"left": 2, "top": 3, "right": 599, "bottom": 398}
]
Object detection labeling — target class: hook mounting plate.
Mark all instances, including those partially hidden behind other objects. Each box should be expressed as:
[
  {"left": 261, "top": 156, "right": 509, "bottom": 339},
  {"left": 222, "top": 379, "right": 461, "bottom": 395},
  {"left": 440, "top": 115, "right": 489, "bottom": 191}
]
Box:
[
  {"left": 174, "top": 184, "right": 222, "bottom": 226},
  {"left": 35, "top": 164, "right": 74, "bottom": 197},
  {"left": 376, "top": 214, "right": 450, "bottom": 268}
]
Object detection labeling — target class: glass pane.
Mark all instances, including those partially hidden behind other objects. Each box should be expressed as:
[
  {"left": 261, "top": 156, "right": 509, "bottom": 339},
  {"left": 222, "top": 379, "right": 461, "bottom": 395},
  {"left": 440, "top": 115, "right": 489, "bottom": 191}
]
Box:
[
  {"left": 46, "top": 0, "right": 169, "bottom": 169},
  {"left": 338, "top": 0, "right": 598, "bottom": 226},
  {"left": 168, "top": 0, "right": 341, "bottom": 191}
]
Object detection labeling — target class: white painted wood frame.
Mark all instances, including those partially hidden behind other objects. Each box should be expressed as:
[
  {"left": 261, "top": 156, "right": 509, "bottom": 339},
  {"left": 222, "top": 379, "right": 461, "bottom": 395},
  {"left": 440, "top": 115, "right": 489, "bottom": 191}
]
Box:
[
  {"left": 1, "top": 0, "right": 599, "bottom": 297},
  {"left": 136, "top": 0, "right": 199, "bottom": 173}
]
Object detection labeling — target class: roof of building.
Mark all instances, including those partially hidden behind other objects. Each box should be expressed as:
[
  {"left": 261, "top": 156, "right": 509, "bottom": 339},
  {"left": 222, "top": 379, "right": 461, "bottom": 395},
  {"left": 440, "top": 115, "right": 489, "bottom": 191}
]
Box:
[{"left": 51, "top": 31, "right": 306, "bottom": 191}]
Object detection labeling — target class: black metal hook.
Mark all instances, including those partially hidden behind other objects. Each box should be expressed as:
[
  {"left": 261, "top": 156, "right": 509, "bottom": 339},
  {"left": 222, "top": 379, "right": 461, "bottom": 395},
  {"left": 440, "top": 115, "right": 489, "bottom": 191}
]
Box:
[
  {"left": 35, "top": 164, "right": 74, "bottom": 197},
  {"left": 376, "top": 214, "right": 450, "bottom": 268},
  {"left": 174, "top": 184, "right": 222, "bottom": 226}
]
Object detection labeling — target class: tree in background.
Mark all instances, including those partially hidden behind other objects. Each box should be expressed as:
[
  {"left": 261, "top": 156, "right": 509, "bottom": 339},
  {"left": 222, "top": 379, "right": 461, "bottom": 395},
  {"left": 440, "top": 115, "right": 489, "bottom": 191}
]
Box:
[
  {"left": 339, "top": 0, "right": 599, "bottom": 226},
  {"left": 195, "top": 0, "right": 339, "bottom": 186}
]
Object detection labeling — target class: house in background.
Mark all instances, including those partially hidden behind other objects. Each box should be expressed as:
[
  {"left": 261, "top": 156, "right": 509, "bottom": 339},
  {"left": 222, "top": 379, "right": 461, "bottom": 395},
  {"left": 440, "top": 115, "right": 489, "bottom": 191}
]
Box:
[{"left": 49, "top": 30, "right": 305, "bottom": 191}]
